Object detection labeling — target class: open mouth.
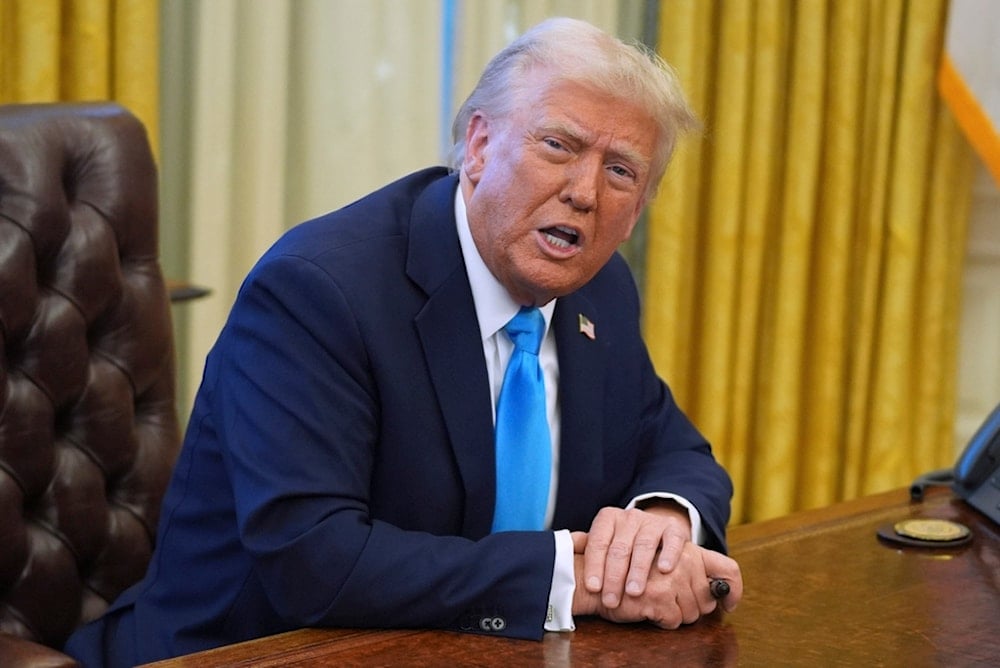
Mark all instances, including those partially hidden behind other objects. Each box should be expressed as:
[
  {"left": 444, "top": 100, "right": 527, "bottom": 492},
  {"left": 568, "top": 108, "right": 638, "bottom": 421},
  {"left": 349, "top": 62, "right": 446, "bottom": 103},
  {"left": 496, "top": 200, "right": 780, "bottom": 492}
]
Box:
[{"left": 541, "top": 226, "right": 580, "bottom": 249}]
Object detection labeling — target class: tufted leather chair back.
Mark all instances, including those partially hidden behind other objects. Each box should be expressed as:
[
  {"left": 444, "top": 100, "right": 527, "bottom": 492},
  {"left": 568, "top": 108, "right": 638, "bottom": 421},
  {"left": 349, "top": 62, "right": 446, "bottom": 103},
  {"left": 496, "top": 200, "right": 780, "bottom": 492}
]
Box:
[{"left": 0, "top": 103, "right": 181, "bottom": 661}]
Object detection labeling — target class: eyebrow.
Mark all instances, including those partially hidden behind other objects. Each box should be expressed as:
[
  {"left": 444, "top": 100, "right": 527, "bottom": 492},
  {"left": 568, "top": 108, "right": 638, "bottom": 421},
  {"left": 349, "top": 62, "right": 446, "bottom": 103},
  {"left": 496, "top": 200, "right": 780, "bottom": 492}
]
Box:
[{"left": 541, "top": 119, "right": 651, "bottom": 175}]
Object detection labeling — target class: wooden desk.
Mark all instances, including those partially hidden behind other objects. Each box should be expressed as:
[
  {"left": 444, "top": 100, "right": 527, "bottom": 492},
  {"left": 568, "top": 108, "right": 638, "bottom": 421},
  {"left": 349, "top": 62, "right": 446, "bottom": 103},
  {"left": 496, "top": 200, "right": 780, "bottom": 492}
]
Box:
[{"left": 143, "top": 488, "right": 1000, "bottom": 666}]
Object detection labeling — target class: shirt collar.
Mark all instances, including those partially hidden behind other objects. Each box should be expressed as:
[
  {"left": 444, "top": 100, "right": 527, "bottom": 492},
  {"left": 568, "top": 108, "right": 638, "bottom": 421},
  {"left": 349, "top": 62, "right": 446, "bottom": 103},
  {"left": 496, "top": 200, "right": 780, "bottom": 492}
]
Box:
[{"left": 454, "top": 185, "right": 555, "bottom": 341}]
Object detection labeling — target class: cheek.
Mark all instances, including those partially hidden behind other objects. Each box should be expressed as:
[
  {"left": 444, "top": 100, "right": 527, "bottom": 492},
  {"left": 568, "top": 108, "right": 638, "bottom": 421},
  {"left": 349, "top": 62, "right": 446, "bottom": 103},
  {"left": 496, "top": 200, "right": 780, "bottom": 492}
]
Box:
[
  {"left": 478, "top": 191, "right": 535, "bottom": 242},
  {"left": 598, "top": 215, "right": 637, "bottom": 250}
]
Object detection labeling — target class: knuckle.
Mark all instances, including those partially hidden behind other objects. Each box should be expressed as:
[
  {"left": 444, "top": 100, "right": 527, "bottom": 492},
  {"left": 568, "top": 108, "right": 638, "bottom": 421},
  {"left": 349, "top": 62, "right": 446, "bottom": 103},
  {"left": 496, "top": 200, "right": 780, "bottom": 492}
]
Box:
[
  {"left": 633, "top": 536, "right": 659, "bottom": 552},
  {"left": 681, "top": 602, "right": 701, "bottom": 625},
  {"left": 664, "top": 529, "right": 688, "bottom": 544},
  {"left": 628, "top": 562, "right": 650, "bottom": 578},
  {"left": 595, "top": 507, "right": 620, "bottom": 525},
  {"left": 649, "top": 609, "right": 683, "bottom": 630},
  {"left": 607, "top": 542, "right": 632, "bottom": 560}
]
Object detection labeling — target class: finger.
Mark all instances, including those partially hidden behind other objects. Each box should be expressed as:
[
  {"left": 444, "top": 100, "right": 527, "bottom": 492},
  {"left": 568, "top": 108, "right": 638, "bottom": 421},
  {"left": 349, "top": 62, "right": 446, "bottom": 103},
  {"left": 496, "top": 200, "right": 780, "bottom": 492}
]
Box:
[
  {"left": 702, "top": 551, "right": 743, "bottom": 612},
  {"left": 583, "top": 509, "right": 618, "bottom": 593},
  {"left": 571, "top": 531, "right": 588, "bottom": 553},
  {"left": 601, "top": 510, "right": 643, "bottom": 609},
  {"left": 656, "top": 530, "right": 688, "bottom": 573},
  {"left": 599, "top": 535, "right": 632, "bottom": 609},
  {"left": 649, "top": 573, "right": 711, "bottom": 628},
  {"left": 677, "top": 586, "right": 703, "bottom": 625},
  {"left": 644, "top": 596, "right": 684, "bottom": 630},
  {"left": 623, "top": 523, "right": 664, "bottom": 597}
]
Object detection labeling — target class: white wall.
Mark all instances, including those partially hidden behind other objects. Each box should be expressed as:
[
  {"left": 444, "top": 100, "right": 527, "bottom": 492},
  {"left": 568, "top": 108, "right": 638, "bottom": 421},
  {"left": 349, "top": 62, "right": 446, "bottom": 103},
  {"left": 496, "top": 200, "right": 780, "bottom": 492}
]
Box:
[{"left": 956, "top": 161, "right": 1000, "bottom": 449}]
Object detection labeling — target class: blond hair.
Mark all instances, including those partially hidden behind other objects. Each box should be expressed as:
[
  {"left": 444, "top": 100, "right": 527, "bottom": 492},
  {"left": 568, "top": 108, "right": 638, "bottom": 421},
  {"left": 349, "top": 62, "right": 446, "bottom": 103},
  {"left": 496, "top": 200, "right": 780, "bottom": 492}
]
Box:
[{"left": 449, "top": 17, "right": 700, "bottom": 198}]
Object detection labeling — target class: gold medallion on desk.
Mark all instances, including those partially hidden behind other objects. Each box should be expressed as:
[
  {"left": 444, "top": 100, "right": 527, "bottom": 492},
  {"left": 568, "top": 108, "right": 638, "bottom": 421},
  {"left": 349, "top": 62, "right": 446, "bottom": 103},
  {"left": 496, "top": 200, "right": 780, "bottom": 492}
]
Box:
[
  {"left": 877, "top": 517, "right": 973, "bottom": 548},
  {"left": 894, "top": 518, "right": 970, "bottom": 542}
]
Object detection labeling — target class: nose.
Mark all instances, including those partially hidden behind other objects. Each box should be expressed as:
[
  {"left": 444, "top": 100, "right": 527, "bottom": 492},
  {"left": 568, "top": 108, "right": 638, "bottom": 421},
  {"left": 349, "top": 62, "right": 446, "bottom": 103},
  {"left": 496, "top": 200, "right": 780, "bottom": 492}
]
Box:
[{"left": 560, "top": 156, "right": 600, "bottom": 212}]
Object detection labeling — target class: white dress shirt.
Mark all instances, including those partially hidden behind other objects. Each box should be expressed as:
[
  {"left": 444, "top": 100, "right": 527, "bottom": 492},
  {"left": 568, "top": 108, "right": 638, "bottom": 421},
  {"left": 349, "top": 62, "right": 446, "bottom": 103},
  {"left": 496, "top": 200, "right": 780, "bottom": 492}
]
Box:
[{"left": 454, "top": 187, "right": 703, "bottom": 632}]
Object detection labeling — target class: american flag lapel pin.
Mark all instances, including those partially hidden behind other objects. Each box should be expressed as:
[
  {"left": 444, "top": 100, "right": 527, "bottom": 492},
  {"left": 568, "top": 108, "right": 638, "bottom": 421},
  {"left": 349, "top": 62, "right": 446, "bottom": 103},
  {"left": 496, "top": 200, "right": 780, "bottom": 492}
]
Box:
[{"left": 578, "top": 313, "right": 596, "bottom": 340}]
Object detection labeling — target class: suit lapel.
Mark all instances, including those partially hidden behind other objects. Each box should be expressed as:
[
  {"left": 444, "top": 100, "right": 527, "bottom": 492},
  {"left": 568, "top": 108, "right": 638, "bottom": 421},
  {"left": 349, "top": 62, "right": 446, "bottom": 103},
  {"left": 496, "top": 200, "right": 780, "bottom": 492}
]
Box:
[
  {"left": 408, "top": 175, "right": 496, "bottom": 539},
  {"left": 551, "top": 294, "right": 606, "bottom": 529},
  {"left": 405, "top": 173, "right": 610, "bottom": 535}
]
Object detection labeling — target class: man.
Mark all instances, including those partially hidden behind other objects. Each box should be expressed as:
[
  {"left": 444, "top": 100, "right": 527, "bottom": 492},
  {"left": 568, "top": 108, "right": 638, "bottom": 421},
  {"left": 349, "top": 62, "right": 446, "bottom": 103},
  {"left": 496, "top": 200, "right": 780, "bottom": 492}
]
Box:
[{"left": 66, "top": 17, "right": 742, "bottom": 666}]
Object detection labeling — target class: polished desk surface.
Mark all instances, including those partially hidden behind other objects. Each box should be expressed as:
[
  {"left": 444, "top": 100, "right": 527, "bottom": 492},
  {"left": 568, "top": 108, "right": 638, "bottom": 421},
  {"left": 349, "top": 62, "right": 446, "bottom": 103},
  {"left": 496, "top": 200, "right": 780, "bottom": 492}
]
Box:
[{"left": 144, "top": 488, "right": 999, "bottom": 667}]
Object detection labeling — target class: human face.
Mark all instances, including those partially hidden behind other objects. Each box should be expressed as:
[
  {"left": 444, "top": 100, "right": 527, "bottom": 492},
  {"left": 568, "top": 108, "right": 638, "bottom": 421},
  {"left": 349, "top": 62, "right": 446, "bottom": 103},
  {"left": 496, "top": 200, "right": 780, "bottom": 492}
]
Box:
[{"left": 460, "top": 68, "right": 659, "bottom": 306}]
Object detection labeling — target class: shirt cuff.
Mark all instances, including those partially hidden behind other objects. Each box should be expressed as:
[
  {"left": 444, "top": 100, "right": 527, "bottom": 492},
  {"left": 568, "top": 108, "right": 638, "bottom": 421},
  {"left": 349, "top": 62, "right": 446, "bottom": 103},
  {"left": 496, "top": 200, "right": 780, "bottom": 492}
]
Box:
[
  {"left": 627, "top": 492, "right": 705, "bottom": 546},
  {"left": 544, "top": 529, "right": 576, "bottom": 632}
]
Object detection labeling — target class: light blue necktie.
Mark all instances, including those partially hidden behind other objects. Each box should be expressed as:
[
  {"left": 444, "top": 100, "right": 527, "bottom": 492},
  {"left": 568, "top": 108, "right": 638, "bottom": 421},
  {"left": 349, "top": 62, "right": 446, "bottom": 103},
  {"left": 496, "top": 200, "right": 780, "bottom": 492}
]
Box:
[{"left": 492, "top": 306, "right": 551, "bottom": 532}]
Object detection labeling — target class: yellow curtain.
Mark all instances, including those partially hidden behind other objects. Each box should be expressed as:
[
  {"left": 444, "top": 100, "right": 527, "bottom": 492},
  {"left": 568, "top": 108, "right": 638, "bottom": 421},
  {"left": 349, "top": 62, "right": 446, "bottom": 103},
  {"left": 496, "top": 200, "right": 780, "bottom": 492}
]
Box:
[
  {"left": 647, "top": 0, "right": 976, "bottom": 523},
  {"left": 0, "top": 0, "right": 159, "bottom": 154}
]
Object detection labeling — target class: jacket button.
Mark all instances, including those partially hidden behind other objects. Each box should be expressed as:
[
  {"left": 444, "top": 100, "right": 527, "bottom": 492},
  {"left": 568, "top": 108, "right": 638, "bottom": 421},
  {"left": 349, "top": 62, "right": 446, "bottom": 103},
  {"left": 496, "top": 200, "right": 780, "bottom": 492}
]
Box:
[{"left": 479, "top": 616, "right": 506, "bottom": 632}]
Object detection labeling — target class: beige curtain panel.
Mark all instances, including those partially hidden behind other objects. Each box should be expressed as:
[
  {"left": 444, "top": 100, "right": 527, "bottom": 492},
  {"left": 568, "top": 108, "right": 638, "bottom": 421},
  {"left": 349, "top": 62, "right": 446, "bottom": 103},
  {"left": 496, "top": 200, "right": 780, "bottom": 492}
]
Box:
[{"left": 647, "top": 0, "right": 976, "bottom": 523}]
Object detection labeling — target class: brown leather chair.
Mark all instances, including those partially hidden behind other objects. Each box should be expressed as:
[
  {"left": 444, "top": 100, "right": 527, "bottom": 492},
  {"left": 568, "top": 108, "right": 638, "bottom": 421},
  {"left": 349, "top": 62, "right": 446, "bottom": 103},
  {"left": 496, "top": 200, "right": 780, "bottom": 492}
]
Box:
[{"left": 0, "top": 103, "right": 181, "bottom": 666}]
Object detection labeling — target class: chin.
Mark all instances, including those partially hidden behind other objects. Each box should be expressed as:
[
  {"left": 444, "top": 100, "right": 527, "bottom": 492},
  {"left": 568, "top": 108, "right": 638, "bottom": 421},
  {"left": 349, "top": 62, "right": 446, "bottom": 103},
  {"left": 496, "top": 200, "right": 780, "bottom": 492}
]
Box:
[
  {"left": 512, "top": 263, "right": 591, "bottom": 303},
  {"left": 532, "top": 280, "right": 588, "bottom": 304}
]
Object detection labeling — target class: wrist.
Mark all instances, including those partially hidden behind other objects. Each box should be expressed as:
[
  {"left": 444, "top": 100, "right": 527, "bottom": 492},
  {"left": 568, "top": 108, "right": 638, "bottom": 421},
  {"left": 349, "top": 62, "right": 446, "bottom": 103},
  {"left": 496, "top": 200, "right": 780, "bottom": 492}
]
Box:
[{"left": 636, "top": 498, "right": 692, "bottom": 534}]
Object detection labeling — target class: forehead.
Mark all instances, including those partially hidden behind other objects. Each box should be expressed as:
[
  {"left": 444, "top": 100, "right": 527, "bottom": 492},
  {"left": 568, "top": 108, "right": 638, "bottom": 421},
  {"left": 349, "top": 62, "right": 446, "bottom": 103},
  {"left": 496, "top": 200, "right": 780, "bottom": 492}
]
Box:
[{"left": 513, "top": 71, "right": 659, "bottom": 164}]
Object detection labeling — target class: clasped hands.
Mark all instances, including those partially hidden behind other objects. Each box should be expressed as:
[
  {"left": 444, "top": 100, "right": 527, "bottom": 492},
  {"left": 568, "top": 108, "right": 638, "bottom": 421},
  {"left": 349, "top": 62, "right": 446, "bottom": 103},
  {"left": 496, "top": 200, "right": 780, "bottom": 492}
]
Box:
[{"left": 570, "top": 502, "right": 742, "bottom": 629}]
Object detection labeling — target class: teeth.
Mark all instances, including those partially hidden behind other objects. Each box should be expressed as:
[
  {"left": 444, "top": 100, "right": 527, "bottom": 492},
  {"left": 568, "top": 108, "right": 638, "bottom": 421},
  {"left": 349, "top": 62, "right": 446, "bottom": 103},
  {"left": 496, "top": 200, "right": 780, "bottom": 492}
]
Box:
[
  {"left": 542, "top": 226, "right": 579, "bottom": 250},
  {"left": 544, "top": 232, "right": 572, "bottom": 248}
]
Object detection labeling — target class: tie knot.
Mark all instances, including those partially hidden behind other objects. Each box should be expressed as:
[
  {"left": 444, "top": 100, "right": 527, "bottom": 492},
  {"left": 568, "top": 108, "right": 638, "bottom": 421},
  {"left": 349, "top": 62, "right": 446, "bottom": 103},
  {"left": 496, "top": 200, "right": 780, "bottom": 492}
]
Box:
[{"left": 504, "top": 307, "right": 545, "bottom": 355}]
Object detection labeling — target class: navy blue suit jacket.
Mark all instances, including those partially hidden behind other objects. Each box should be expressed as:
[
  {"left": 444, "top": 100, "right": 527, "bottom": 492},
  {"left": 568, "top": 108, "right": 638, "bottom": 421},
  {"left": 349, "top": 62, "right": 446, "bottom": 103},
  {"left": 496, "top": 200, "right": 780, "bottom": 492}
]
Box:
[{"left": 65, "top": 168, "right": 732, "bottom": 666}]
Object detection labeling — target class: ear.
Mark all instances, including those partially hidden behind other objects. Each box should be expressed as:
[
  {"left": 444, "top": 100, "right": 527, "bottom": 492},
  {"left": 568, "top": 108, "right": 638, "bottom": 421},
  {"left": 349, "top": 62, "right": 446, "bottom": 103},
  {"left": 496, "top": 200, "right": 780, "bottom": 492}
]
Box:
[
  {"left": 621, "top": 197, "right": 648, "bottom": 241},
  {"left": 463, "top": 112, "right": 490, "bottom": 185},
  {"left": 621, "top": 215, "right": 641, "bottom": 243}
]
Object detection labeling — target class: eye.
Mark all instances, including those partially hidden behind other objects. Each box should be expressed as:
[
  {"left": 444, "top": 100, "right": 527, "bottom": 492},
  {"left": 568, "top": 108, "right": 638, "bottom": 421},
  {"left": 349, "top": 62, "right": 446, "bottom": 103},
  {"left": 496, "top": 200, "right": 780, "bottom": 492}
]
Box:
[
  {"left": 608, "top": 164, "right": 635, "bottom": 180},
  {"left": 543, "top": 137, "right": 567, "bottom": 151}
]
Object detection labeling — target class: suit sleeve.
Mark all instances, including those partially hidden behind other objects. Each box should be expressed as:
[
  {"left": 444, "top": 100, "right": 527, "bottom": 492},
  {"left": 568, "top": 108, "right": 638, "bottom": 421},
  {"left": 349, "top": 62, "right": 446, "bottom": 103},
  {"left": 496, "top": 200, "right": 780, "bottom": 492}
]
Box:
[
  {"left": 212, "top": 254, "right": 554, "bottom": 639},
  {"left": 627, "top": 376, "right": 733, "bottom": 553},
  {"left": 606, "top": 259, "right": 733, "bottom": 553}
]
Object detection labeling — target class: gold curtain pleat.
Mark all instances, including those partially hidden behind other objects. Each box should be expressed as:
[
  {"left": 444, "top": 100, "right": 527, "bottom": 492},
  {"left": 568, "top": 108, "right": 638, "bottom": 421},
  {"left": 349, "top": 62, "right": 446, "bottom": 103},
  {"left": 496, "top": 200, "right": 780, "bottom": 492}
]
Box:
[
  {"left": 0, "top": 0, "right": 159, "bottom": 155},
  {"left": 648, "top": 0, "right": 975, "bottom": 523}
]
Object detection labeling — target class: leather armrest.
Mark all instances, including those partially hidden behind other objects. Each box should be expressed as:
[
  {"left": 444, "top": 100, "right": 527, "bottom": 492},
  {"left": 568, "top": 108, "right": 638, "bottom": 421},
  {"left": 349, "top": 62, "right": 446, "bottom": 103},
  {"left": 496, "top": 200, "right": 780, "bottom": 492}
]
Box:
[{"left": 0, "top": 633, "right": 79, "bottom": 668}]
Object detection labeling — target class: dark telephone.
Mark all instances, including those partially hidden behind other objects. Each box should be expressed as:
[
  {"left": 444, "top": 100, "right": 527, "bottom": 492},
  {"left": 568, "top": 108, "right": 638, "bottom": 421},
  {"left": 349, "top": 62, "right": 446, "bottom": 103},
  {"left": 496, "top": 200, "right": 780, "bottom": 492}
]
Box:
[
  {"left": 912, "top": 401, "right": 1000, "bottom": 523},
  {"left": 952, "top": 401, "right": 1000, "bottom": 523}
]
